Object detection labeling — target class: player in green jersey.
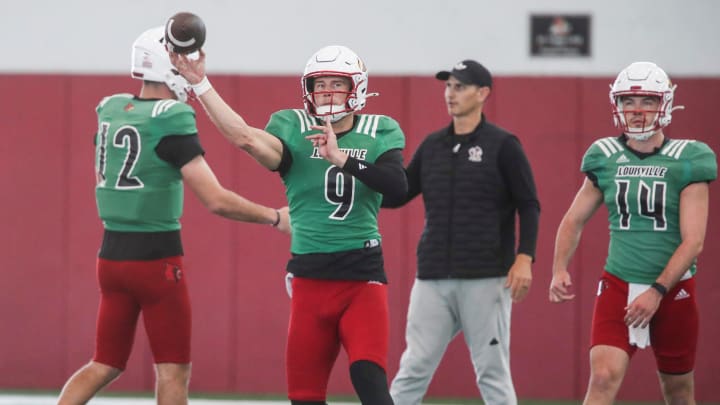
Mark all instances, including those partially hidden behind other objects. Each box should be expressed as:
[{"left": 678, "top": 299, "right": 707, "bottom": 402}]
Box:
[
  {"left": 549, "top": 62, "right": 717, "bottom": 404},
  {"left": 57, "top": 27, "right": 289, "bottom": 405},
  {"left": 171, "top": 45, "right": 406, "bottom": 405}
]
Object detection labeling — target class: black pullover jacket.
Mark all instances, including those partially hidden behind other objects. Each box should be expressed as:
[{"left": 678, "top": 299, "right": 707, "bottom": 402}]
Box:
[{"left": 384, "top": 116, "right": 540, "bottom": 279}]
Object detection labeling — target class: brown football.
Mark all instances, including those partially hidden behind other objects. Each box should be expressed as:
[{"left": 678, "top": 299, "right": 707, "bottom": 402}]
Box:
[{"left": 165, "top": 12, "right": 206, "bottom": 54}]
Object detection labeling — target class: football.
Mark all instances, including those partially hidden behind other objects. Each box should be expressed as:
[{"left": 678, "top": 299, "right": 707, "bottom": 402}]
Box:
[{"left": 165, "top": 12, "right": 206, "bottom": 54}]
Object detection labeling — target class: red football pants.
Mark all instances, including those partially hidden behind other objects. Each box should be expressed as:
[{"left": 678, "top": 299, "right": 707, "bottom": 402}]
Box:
[
  {"left": 591, "top": 271, "right": 698, "bottom": 373},
  {"left": 286, "top": 278, "right": 389, "bottom": 401},
  {"left": 94, "top": 256, "right": 191, "bottom": 369}
]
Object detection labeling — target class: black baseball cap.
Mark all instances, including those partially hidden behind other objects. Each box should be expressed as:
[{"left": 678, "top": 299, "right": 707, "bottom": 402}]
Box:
[{"left": 436, "top": 60, "right": 493, "bottom": 88}]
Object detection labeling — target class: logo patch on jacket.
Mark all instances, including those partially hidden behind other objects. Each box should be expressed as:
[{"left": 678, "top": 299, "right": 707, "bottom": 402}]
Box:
[{"left": 468, "top": 146, "right": 483, "bottom": 162}]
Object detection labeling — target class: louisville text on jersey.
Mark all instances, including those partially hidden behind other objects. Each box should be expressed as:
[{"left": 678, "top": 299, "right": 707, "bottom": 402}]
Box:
[
  {"left": 615, "top": 165, "right": 668, "bottom": 178},
  {"left": 310, "top": 147, "right": 368, "bottom": 160}
]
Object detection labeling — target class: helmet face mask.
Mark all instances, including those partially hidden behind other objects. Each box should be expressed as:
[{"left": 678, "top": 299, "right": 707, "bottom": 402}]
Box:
[
  {"left": 302, "top": 45, "right": 370, "bottom": 122},
  {"left": 131, "top": 27, "right": 191, "bottom": 102},
  {"left": 609, "top": 62, "right": 678, "bottom": 141}
]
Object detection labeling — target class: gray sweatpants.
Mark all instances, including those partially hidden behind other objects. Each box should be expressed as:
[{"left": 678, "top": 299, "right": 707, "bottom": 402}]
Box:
[{"left": 390, "top": 277, "right": 516, "bottom": 405}]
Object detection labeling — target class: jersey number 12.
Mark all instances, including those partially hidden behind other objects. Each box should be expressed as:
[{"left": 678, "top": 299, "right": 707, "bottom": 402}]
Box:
[{"left": 97, "top": 122, "right": 144, "bottom": 189}]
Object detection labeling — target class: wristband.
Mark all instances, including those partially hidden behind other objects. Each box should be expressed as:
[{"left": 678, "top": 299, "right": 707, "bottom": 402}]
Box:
[
  {"left": 650, "top": 282, "right": 667, "bottom": 296},
  {"left": 191, "top": 76, "right": 212, "bottom": 97},
  {"left": 271, "top": 210, "right": 281, "bottom": 227}
]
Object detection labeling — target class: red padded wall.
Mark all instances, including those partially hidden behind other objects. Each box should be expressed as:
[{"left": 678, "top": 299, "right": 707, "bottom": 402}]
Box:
[
  {"left": 0, "top": 75, "right": 70, "bottom": 387},
  {"left": 0, "top": 74, "right": 718, "bottom": 402}
]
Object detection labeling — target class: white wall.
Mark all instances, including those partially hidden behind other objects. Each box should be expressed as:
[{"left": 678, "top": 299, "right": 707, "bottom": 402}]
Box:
[{"left": 3, "top": 0, "right": 718, "bottom": 76}]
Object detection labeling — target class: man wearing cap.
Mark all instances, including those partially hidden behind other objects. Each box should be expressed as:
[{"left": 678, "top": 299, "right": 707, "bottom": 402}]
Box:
[{"left": 383, "top": 60, "right": 540, "bottom": 404}]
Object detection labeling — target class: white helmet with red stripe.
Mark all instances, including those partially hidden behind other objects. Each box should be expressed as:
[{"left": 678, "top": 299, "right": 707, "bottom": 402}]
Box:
[
  {"left": 131, "top": 27, "right": 191, "bottom": 102},
  {"left": 302, "top": 45, "right": 373, "bottom": 122},
  {"left": 609, "top": 62, "right": 681, "bottom": 140}
]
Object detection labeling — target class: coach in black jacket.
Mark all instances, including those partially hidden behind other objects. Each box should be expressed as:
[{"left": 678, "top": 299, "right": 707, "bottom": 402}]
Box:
[{"left": 385, "top": 60, "right": 540, "bottom": 405}]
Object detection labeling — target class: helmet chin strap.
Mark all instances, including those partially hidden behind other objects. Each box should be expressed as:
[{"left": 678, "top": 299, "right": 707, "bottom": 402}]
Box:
[
  {"left": 625, "top": 120, "right": 661, "bottom": 141},
  {"left": 626, "top": 129, "right": 657, "bottom": 141},
  {"left": 164, "top": 71, "right": 189, "bottom": 102},
  {"left": 315, "top": 104, "right": 351, "bottom": 122}
]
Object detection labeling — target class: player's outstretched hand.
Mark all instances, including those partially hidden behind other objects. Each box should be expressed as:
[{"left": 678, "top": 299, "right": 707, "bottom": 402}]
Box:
[{"left": 169, "top": 49, "right": 207, "bottom": 85}]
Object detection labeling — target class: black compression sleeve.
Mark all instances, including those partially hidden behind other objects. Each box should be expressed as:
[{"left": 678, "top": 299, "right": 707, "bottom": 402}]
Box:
[
  {"left": 498, "top": 136, "right": 540, "bottom": 259},
  {"left": 274, "top": 138, "right": 293, "bottom": 176},
  {"left": 155, "top": 134, "right": 205, "bottom": 168},
  {"left": 586, "top": 171, "right": 600, "bottom": 188},
  {"left": 381, "top": 140, "right": 424, "bottom": 208},
  {"left": 341, "top": 149, "right": 408, "bottom": 200}
]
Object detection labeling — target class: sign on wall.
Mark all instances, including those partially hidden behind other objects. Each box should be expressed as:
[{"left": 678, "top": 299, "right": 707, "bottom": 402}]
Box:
[{"left": 530, "top": 14, "right": 591, "bottom": 57}]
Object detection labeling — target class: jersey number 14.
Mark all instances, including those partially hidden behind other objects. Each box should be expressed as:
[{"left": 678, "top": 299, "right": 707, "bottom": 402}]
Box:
[{"left": 615, "top": 179, "right": 667, "bottom": 231}]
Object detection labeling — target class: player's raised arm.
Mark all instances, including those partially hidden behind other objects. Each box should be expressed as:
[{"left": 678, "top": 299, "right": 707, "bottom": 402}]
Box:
[{"left": 170, "top": 50, "right": 284, "bottom": 171}]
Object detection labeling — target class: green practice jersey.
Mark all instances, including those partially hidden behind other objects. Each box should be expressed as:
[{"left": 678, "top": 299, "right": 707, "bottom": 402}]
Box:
[
  {"left": 266, "top": 109, "right": 405, "bottom": 254},
  {"left": 95, "top": 94, "right": 197, "bottom": 232},
  {"left": 582, "top": 136, "right": 717, "bottom": 283}
]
